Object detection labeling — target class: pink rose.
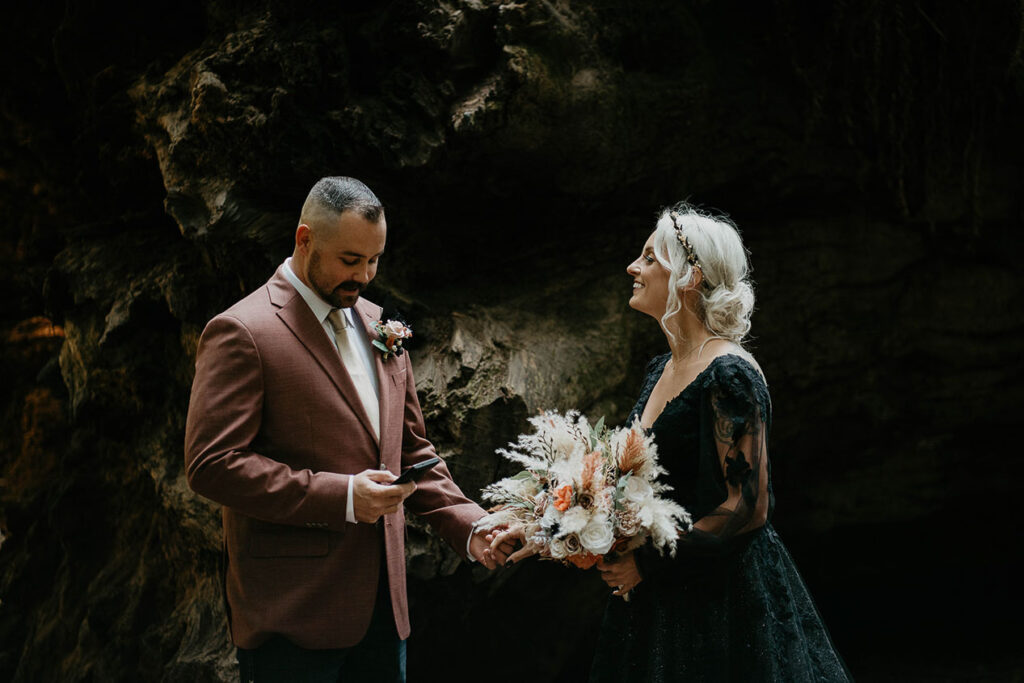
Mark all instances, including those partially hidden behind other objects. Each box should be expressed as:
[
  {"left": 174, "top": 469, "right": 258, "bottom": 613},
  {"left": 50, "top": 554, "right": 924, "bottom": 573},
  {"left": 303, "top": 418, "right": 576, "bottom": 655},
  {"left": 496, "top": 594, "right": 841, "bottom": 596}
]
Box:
[{"left": 383, "top": 320, "right": 410, "bottom": 339}]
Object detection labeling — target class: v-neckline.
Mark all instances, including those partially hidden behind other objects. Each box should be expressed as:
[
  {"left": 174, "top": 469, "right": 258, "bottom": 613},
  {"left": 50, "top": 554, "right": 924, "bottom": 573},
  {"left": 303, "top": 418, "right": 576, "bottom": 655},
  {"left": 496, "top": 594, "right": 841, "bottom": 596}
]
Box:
[{"left": 640, "top": 354, "right": 741, "bottom": 430}]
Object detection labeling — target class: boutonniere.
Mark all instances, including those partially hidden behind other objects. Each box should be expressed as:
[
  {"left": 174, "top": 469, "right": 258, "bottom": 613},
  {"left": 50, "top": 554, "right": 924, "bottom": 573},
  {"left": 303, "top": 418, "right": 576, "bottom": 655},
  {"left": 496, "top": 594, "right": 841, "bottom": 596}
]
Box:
[{"left": 372, "top": 319, "right": 412, "bottom": 360}]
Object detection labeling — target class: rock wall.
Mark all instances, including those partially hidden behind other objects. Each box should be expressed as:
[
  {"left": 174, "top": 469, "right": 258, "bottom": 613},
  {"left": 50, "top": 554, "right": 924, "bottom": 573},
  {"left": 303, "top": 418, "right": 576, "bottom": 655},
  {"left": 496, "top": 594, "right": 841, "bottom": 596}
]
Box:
[{"left": 2, "top": 1, "right": 1022, "bottom": 680}]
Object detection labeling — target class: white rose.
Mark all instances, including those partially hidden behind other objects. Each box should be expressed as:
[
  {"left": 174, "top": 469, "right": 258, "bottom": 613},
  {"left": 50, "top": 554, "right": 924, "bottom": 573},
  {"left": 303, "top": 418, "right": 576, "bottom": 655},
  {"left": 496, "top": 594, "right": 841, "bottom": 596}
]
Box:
[
  {"left": 624, "top": 476, "right": 654, "bottom": 504},
  {"left": 580, "top": 518, "right": 615, "bottom": 555},
  {"left": 548, "top": 536, "right": 568, "bottom": 558},
  {"left": 383, "top": 320, "right": 410, "bottom": 338}
]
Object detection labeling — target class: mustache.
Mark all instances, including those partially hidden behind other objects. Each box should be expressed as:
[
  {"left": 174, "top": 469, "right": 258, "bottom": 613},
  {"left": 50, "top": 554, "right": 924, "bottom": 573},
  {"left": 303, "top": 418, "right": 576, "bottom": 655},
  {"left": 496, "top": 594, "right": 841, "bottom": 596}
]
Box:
[{"left": 335, "top": 281, "right": 366, "bottom": 293}]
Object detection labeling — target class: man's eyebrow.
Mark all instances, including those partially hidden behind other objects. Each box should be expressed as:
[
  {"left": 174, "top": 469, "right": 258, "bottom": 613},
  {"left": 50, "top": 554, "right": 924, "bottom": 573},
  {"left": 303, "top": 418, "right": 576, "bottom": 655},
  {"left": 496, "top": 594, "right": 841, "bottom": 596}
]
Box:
[{"left": 339, "top": 250, "right": 385, "bottom": 258}]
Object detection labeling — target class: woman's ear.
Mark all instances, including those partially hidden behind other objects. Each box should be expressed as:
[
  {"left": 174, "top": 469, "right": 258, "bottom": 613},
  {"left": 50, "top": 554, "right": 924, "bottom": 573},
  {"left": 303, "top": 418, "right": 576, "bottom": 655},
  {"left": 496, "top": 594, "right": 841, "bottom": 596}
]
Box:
[{"left": 687, "top": 267, "right": 704, "bottom": 291}]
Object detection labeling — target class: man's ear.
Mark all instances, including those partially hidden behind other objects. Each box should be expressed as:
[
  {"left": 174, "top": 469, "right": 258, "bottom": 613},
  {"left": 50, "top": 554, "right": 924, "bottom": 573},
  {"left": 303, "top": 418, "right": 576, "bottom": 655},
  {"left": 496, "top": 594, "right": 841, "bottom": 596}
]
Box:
[{"left": 295, "top": 223, "right": 313, "bottom": 251}]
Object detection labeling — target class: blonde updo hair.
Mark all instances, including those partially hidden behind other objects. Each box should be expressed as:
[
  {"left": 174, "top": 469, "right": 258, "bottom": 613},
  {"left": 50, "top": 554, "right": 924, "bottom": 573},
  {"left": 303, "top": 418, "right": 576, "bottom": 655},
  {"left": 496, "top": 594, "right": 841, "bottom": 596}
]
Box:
[{"left": 651, "top": 202, "right": 755, "bottom": 346}]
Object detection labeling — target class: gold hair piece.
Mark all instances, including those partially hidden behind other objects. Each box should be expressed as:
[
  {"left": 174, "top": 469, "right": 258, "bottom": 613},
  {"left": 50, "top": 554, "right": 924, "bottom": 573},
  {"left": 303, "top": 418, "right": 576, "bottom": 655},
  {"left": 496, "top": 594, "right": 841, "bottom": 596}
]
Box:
[{"left": 669, "top": 211, "right": 701, "bottom": 269}]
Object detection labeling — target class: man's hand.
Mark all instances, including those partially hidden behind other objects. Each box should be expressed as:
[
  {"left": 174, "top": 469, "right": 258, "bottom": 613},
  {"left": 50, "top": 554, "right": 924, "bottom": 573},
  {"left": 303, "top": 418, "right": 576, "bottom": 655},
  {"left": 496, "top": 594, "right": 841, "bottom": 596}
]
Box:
[
  {"left": 597, "top": 551, "right": 642, "bottom": 597},
  {"left": 352, "top": 469, "right": 415, "bottom": 523},
  {"left": 469, "top": 530, "right": 502, "bottom": 569},
  {"left": 487, "top": 524, "right": 540, "bottom": 565}
]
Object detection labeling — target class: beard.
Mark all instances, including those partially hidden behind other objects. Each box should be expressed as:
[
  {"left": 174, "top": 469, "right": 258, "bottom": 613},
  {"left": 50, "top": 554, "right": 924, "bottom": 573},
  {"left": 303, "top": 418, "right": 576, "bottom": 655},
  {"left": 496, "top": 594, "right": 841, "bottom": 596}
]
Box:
[{"left": 308, "top": 250, "right": 366, "bottom": 308}]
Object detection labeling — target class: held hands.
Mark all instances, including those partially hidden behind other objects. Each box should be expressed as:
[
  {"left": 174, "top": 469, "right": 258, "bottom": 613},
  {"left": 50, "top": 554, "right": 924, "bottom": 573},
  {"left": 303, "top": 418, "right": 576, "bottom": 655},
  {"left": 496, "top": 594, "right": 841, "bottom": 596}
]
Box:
[
  {"left": 352, "top": 469, "right": 415, "bottom": 523},
  {"left": 481, "top": 524, "right": 642, "bottom": 597},
  {"left": 486, "top": 524, "right": 542, "bottom": 566},
  {"left": 469, "top": 530, "right": 503, "bottom": 570}
]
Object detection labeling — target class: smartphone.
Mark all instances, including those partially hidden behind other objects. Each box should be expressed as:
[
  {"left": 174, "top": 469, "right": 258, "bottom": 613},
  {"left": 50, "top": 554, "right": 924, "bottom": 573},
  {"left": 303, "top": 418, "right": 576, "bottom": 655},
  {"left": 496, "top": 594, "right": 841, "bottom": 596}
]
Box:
[{"left": 390, "top": 457, "right": 441, "bottom": 485}]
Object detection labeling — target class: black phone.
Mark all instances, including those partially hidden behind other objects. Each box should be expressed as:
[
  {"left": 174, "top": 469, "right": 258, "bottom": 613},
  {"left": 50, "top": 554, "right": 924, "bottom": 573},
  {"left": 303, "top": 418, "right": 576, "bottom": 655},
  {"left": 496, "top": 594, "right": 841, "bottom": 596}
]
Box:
[{"left": 391, "top": 457, "right": 441, "bottom": 485}]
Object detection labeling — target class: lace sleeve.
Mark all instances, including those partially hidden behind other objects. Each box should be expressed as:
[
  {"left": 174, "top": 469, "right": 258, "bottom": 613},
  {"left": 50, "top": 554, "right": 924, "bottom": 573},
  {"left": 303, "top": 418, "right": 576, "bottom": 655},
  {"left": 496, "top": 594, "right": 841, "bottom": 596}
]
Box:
[
  {"left": 684, "top": 363, "right": 770, "bottom": 548},
  {"left": 635, "top": 358, "right": 771, "bottom": 579}
]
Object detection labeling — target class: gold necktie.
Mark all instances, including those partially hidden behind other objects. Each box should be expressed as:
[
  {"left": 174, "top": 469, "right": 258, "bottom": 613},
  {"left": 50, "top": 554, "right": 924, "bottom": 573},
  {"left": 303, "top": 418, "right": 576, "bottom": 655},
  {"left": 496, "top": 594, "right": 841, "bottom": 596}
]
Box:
[{"left": 327, "top": 309, "right": 380, "bottom": 439}]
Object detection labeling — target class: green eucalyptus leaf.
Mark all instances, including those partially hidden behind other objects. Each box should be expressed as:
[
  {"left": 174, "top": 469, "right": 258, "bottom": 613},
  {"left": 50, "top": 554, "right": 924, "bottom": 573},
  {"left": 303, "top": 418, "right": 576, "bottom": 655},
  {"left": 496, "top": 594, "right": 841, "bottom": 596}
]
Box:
[{"left": 613, "top": 472, "right": 632, "bottom": 504}]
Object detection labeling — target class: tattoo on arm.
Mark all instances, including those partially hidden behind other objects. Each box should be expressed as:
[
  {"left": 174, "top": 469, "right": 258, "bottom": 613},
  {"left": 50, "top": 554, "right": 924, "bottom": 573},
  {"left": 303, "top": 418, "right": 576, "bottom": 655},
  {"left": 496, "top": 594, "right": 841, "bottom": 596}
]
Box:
[{"left": 714, "top": 413, "right": 734, "bottom": 445}]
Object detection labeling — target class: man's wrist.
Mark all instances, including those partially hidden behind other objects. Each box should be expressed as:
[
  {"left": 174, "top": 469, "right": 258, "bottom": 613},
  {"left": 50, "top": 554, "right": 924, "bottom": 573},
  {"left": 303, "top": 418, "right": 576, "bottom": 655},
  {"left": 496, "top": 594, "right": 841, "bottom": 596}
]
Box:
[{"left": 345, "top": 475, "right": 357, "bottom": 524}]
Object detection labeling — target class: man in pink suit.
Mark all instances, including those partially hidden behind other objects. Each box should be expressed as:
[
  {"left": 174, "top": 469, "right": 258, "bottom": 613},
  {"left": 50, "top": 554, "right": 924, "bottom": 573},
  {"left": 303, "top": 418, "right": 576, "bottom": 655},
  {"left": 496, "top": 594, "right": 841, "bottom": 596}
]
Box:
[{"left": 185, "top": 176, "right": 499, "bottom": 681}]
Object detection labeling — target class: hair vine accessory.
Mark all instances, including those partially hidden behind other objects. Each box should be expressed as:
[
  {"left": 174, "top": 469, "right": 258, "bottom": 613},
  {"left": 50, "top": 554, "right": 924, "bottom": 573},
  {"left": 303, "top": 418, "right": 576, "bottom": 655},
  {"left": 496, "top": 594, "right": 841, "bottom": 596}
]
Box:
[{"left": 669, "top": 211, "right": 701, "bottom": 269}]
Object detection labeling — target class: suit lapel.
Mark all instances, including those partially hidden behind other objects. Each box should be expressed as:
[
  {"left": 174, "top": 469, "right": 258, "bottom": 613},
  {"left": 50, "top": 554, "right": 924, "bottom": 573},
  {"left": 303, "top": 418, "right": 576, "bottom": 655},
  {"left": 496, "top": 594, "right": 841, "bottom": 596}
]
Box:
[{"left": 269, "top": 267, "right": 380, "bottom": 446}]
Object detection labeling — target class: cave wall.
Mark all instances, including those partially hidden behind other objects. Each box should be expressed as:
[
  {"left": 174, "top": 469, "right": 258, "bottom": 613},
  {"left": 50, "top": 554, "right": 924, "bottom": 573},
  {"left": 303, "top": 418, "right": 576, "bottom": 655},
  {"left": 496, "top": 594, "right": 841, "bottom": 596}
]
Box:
[{"left": 2, "top": 1, "right": 1022, "bottom": 681}]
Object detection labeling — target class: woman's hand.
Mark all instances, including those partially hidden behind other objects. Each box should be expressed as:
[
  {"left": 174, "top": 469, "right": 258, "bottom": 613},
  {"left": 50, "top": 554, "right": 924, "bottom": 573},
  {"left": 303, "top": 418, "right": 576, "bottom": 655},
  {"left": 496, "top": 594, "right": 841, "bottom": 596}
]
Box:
[
  {"left": 597, "top": 552, "right": 642, "bottom": 597},
  {"left": 487, "top": 524, "right": 542, "bottom": 565}
]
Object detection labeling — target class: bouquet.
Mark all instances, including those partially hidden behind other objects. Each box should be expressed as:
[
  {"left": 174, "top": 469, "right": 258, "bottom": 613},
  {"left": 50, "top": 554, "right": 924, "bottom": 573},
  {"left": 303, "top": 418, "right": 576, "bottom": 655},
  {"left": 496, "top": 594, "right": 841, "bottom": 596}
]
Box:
[{"left": 476, "top": 411, "right": 692, "bottom": 570}]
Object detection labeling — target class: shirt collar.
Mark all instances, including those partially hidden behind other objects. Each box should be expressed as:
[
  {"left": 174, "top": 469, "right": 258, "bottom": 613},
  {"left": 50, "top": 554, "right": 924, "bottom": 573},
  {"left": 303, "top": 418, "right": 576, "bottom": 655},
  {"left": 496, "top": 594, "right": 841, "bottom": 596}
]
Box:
[{"left": 283, "top": 258, "right": 354, "bottom": 327}]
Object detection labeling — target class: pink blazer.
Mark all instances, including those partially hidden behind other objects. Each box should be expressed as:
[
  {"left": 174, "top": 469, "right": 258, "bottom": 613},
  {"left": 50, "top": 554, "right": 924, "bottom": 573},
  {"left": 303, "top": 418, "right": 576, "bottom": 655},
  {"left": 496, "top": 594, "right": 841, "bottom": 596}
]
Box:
[{"left": 184, "top": 266, "right": 485, "bottom": 649}]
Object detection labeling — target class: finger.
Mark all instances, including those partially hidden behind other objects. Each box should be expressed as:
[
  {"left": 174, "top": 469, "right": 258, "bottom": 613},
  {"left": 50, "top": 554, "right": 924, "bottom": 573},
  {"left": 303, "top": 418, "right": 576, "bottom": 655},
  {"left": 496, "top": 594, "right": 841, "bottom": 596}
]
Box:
[
  {"left": 371, "top": 485, "right": 408, "bottom": 503},
  {"left": 602, "top": 576, "right": 619, "bottom": 588},
  {"left": 394, "top": 482, "right": 416, "bottom": 499},
  {"left": 489, "top": 534, "right": 513, "bottom": 553},
  {"left": 365, "top": 480, "right": 401, "bottom": 497},
  {"left": 478, "top": 551, "right": 498, "bottom": 570},
  {"left": 493, "top": 530, "right": 523, "bottom": 552},
  {"left": 505, "top": 546, "right": 536, "bottom": 565},
  {"left": 490, "top": 541, "right": 514, "bottom": 561},
  {"left": 497, "top": 528, "right": 526, "bottom": 545},
  {"left": 365, "top": 469, "right": 397, "bottom": 483}
]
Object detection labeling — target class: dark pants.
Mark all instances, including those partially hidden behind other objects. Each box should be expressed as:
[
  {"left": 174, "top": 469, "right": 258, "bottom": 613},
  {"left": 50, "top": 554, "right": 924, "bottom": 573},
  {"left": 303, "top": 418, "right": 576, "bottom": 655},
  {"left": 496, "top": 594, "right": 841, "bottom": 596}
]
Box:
[{"left": 236, "top": 576, "right": 406, "bottom": 683}]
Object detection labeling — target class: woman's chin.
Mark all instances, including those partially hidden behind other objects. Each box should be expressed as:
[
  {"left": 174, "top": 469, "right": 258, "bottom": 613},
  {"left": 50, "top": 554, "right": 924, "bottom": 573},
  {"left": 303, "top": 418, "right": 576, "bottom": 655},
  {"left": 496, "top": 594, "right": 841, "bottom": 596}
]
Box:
[{"left": 627, "top": 297, "right": 650, "bottom": 315}]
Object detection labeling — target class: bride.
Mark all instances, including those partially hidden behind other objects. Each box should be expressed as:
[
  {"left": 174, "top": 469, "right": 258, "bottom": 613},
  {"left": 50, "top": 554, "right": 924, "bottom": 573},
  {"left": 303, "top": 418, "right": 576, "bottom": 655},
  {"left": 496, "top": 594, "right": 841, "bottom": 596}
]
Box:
[{"left": 490, "top": 203, "right": 852, "bottom": 681}]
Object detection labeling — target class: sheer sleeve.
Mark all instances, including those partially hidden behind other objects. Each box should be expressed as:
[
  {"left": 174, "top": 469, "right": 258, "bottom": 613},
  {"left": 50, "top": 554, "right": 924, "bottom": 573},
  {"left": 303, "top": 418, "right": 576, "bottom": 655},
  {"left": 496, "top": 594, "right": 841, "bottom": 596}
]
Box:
[{"left": 635, "top": 358, "right": 772, "bottom": 579}]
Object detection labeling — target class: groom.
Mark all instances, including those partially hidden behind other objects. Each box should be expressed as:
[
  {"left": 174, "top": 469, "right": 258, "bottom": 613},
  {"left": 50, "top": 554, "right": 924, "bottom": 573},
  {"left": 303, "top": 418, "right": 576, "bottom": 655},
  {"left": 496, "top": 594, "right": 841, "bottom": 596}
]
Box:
[{"left": 184, "top": 176, "right": 499, "bottom": 681}]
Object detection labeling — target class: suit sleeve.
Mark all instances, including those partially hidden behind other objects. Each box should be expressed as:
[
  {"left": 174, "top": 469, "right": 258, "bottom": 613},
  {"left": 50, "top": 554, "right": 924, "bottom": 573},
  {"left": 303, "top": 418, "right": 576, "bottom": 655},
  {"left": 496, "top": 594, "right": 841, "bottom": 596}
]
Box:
[
  {"left": 395, "top": 354, "right": 486, "bottom": 557},
  {"left": 184, "top": 313, "right": 350, "bottom": 530}
]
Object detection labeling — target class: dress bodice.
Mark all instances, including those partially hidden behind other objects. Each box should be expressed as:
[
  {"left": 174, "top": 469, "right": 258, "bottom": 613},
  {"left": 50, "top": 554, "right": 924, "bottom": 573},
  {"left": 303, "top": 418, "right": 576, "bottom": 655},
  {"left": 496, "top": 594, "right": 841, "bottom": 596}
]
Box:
[{"left": 629, "top": 353, "right": 774, "bottom": 524}]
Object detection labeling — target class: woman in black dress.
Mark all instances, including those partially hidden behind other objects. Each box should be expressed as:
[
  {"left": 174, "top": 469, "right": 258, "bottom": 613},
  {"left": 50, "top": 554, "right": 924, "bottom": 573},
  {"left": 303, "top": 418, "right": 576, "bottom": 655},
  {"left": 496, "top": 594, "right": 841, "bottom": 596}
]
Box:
[{"left": 492, "top": 203, "right": 851, "bottom": 682}]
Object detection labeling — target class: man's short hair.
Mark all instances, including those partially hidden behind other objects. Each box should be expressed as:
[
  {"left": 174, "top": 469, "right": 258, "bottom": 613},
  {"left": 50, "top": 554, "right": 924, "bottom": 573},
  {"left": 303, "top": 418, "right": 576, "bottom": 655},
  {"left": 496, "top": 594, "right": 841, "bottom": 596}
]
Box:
[{"left": 300, "top": 177, "right": 384, "bottom": 229}]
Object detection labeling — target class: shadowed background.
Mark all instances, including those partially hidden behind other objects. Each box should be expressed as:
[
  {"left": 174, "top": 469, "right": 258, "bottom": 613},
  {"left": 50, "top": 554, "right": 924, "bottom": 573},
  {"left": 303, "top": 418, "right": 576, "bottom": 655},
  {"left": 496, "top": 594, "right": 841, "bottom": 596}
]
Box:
[{"left": 2, "top": 1, "right": 1022, "bottom": 681}]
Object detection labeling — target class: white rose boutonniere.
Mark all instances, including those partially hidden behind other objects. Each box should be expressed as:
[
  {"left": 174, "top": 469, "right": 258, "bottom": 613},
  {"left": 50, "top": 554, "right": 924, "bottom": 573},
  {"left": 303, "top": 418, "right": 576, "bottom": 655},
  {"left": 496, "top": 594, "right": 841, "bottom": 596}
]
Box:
[{"left": 372, "top": 319, "right": 412, "bottom": 361}]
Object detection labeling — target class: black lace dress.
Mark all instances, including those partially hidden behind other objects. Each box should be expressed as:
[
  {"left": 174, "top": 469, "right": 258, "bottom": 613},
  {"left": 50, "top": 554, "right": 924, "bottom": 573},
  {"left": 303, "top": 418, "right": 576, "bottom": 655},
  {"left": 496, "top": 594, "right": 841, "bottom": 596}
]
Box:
[{"left": 590, "top": 354, "right": 852, "bottom": 682}]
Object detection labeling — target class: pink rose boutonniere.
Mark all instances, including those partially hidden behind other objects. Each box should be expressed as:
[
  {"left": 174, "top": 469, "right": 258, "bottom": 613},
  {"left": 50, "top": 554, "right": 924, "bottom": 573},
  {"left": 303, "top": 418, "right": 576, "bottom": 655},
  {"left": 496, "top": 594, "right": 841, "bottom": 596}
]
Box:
[{"left": 372, "top": 319, "right": 412, "bottom": 360}]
